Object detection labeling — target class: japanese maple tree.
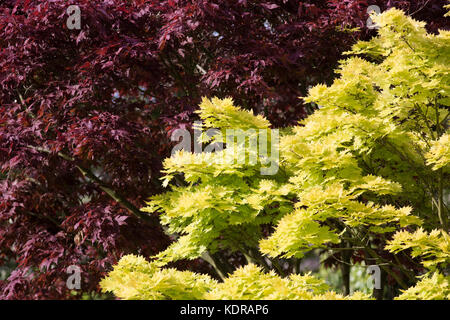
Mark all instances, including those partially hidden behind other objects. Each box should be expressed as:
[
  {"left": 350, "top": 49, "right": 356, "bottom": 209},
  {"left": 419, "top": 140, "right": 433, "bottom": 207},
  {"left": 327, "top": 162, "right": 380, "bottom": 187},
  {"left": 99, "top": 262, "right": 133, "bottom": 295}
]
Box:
[
  {"left": 0, "top": 0, "right": 447, "bottom": 299},
  {"left": 102, "top": 9, "right": 450, "bottom": 300}
]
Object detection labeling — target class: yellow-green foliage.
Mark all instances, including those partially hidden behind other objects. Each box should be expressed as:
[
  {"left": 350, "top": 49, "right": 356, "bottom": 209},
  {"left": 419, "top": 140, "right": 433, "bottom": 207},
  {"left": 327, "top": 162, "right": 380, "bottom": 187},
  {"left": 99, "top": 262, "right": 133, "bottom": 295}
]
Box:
[
  {"left": 101, "top": 255, "right": 372, "bottom": 300},
  {"left": 260, "top": 182, "right": 421, "bottom": 258},
  {"left": 426, "top": 133, "right": 450, "bottom": 171},
  {"left": 196, "top": 97, "right": 270, "bottom": 131},
  {"left": 205, "top": 263, "right": 371, "bottom": 300},
  {"left": 99, "top": 255, "right": 217, "bottom": 300},
  {"left": 142, "top": 98, "right": 292, "bottom": 265},
  {"left": 262, "top": 8, "right": 450, "bottom": 259},
  {"left": 386, "top": 228, "right": 449, "bottom": 270},
  {"left": 395, "top": 272, "right": 450, "bottom": 300},
  {"left": 101, "top": 9, "right": 449, "bottom": 300}
]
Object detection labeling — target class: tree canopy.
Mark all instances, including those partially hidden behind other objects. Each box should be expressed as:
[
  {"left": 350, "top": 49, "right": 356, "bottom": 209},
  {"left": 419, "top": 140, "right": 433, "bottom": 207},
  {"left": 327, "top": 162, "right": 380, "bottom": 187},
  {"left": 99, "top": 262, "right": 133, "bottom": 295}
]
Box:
[{"left": 0, "top": 0, "right": 448, "bottom": 299}]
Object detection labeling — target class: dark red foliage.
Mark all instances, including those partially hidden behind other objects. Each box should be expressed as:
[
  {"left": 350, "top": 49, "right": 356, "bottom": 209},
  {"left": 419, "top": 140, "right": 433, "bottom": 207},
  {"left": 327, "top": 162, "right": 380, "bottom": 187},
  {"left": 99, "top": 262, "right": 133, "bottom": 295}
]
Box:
[{"left": 0, "top": 0, "right": 447, "bottom": 299}]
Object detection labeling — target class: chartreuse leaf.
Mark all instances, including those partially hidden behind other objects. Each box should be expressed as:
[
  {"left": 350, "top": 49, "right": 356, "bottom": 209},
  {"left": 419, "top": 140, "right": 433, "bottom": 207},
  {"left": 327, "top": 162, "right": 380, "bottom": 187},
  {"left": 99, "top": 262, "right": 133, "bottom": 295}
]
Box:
[
  {"left": 426, "top": 133, "right": 450, "bottom": 171},
  {"left": 395, "top": 272, "right": 450, "bottom": 300},
  {"left": 102, "top": 8, "right": 449, "bottom": 301},
  {"left": 386, "top": 228, "right": 450, "bottom": 270},
  {"left": 101, "top": 256, "right": 371, "bottom": 300}
]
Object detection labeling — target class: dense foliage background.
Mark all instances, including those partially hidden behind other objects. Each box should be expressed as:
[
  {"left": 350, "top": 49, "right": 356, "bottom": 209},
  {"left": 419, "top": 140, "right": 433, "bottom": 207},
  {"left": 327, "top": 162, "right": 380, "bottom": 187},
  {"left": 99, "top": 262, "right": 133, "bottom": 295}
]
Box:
[{"left": 0, "top": 0, "right": 447, "bottom": 299}]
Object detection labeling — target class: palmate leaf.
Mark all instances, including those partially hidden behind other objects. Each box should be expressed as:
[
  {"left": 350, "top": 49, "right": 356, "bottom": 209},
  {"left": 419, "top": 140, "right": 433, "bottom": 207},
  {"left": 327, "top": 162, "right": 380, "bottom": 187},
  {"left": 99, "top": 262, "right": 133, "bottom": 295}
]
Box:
[
  {"left": 102, "top": 8, "right": 449, "bottom": 301},
  {"left": 101, "top": 255, "right": 371, "bottom": 300},
  {"left": 395, "top": 272, "right": 450, "bottom": 300},
  {"left": 386, "top": 228, "right": 450, "bottom": 270},
  {"left": 426, "top": 133, "right": 450, "bottom": 171}
]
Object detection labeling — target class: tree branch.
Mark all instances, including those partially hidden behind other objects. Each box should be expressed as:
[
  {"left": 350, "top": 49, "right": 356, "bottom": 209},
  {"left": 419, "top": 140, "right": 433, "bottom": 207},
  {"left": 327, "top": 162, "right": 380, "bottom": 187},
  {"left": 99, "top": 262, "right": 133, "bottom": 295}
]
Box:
[{"left": 27, "top": 145, "right": 159, "bottom": 227}]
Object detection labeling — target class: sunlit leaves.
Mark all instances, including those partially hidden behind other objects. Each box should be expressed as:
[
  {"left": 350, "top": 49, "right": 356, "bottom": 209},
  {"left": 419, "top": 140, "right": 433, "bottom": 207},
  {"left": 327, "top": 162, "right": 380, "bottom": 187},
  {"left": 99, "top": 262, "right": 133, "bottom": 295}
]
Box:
[
  {"left": 104, "top": 7, "right": 448, "bottom": 301},
  {"left": 426, "top": 134, "right": 450, "bottom": 171},
  {"left": 395, "top": 272, "right": 450, "bottom": 300},
  {"left": 101, "top": 256, "right": 372, "bottom": 300},
  {"left": 386, "top": 228, "right": 450, "bottom": 270}
]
